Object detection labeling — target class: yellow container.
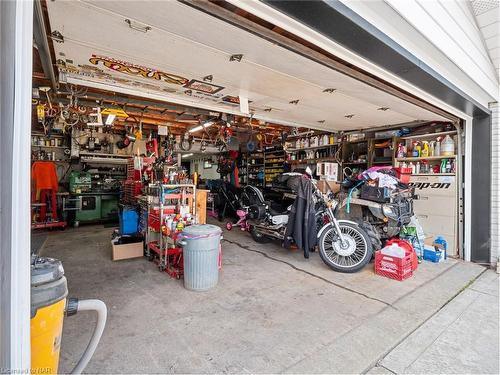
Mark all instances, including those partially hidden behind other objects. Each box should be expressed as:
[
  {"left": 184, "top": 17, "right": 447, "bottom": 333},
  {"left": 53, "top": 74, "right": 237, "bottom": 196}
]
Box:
[{"left": 31, "top": 257, "right": 68, "bottom": 374}]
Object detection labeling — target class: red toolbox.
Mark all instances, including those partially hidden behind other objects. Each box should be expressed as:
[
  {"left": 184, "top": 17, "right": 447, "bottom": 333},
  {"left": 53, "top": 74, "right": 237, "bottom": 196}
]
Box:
[{"left": 393, "top": 167, "right": 412, "bottom": 184}]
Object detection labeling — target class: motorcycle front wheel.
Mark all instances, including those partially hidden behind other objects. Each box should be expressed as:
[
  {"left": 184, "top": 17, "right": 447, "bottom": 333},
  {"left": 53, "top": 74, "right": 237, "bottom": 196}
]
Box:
[{"left": 318, "top": 222, "right": 373, "bottom": 273}]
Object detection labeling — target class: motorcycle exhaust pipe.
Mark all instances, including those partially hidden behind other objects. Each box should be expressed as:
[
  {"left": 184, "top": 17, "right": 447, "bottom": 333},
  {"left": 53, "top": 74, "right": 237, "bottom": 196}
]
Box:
[{"left": 251, "top": 225, "right": 285, "bottom": 240}]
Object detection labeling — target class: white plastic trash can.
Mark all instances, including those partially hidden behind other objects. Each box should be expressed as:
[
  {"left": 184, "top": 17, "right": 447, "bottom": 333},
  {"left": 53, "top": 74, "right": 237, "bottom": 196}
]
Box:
[{"left": 179, "top": 224, "right": 222, "bottom": 291}]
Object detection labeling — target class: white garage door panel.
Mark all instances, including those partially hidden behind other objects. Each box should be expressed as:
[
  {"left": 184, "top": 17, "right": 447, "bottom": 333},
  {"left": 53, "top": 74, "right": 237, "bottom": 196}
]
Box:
[{"left": 47, "top": 0, "right": 448, "bottom": 130}]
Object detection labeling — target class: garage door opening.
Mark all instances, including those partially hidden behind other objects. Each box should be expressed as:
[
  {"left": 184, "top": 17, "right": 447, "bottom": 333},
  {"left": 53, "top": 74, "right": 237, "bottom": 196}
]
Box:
[{"left": 25, "top": 1, "right": 482, "bottom": 373}]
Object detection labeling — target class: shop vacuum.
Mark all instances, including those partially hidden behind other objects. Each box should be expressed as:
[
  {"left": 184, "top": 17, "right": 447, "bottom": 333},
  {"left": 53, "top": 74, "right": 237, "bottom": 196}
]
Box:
[{"left": 31, "top": 255, "right": 107, "bottom": 374}]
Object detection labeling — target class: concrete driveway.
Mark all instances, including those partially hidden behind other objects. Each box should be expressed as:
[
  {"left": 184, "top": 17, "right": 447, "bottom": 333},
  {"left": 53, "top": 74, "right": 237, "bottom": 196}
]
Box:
[{"left": 40, "top": 224, "right": 491, "bottom": 374}]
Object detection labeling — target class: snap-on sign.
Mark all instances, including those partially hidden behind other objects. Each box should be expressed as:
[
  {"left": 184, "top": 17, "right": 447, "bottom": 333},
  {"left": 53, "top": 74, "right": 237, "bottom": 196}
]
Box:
[{"left": 409, "top": 182, "right": 451, "bottom": 190}]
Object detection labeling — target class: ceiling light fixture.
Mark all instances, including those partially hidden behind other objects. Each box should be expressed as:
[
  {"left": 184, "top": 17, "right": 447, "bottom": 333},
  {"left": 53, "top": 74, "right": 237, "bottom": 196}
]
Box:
[
  {"left": 377, "top": 107, "right": 390, "bottom": 111},
  {"left": 181, "top": 153, "right": 193, "bottom": 158},
  {"left": 289, "top": 100, "right": 299, "bottom": 105},
  {"left": 344, "top": 114, "right": 355, "bottom": 119},
  {"left": 317, "top": 120, "right": 326, "bottom": 124},
  {"left": 323, "top": 88, "right": 336, "bottom": 93},
  {"left": 188, "top": 120, "right": 215, "bottom": 133},
  {"left": 264, "top": 108, "right": 272, "bottom": 112},
  {"left": 203, "top": 75, "right": 213, "bottom": 82}
]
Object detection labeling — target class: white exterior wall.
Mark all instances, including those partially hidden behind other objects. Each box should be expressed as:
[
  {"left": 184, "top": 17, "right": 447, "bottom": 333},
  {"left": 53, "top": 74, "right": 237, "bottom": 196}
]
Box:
[{"left": 491, "top": 102, "right": 499, "bottom": 266}]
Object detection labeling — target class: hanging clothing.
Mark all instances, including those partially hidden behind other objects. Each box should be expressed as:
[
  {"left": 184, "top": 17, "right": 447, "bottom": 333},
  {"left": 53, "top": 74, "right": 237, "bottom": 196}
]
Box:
[
  {"left": 32, "top": 161, "right": 58, "bottom": 194},
  {"left": 31, "top": 161, "right": 59, "bottom": 222},
  {"left": 284, "top": 176, "right": 317, "bottom": 258}
]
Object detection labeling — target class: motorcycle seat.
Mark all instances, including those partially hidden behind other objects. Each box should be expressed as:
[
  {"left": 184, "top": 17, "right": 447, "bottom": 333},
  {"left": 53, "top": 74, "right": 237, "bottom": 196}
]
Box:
[{"left": 269, "top": 206, "right": 289, "bottom": 216}]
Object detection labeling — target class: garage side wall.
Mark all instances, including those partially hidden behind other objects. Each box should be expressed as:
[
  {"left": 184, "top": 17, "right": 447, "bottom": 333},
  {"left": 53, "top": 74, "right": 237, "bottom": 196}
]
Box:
[{"left": 491, "top": 102, "right": 499, "bottom": 266}]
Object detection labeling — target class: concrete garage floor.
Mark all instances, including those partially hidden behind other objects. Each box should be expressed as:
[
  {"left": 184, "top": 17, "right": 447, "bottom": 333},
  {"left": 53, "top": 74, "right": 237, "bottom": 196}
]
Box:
[{"left": 40, "top": 224, "right": 497, "bottom": 374}]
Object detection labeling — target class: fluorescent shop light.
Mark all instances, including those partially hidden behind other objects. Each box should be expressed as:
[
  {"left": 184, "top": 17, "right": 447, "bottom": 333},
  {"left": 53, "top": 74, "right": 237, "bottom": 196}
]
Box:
[
  {"left": 105, "top": 114, "right": 116, "bottom": 125},
  {"left": 188, "top": 120, "right": 215, "bottom": 133}
]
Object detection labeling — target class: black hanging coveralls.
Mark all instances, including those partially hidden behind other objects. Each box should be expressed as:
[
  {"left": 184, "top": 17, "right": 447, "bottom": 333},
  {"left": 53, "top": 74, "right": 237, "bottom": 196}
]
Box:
[{"left": 284, "top": 176, "right": 318, "bottom": 258}]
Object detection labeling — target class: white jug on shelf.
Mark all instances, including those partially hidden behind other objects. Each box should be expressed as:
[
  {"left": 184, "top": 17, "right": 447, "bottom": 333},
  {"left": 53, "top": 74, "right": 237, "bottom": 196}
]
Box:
[{"left": 441, "top": 135, "right": 455, "bottom": 156}]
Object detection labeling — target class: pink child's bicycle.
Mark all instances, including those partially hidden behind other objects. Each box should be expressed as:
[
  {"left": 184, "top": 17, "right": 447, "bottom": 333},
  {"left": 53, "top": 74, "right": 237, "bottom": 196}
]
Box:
[{"left": 226, "top": 209, "right": 250, "bottom": 231}]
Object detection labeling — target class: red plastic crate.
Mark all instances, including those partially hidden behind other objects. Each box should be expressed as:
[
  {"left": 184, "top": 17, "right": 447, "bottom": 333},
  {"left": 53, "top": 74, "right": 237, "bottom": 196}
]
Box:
[
  {"left": 394, "top": 167, "right": 412, "bottom": 184},
  {"left": 374, "top": 250, "right": 413, "bottom": 281}
]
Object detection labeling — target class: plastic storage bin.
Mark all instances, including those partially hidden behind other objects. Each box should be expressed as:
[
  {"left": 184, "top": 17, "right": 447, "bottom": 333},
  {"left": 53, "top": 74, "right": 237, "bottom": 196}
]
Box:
[
  {"left": 179, "top": 224, "right": 222, "bottom": 291},
  {"left": 119, "top": 206, "right": 138, "bottom": 235},
  {"left": 423, "top": 249, "right": 444, "bottom": 263},
  {"left": 394, "top": 167, "right": 412, "bottom": 184},
  {"left": 374, "top": 250, "right": 413, "bottom": 281}
]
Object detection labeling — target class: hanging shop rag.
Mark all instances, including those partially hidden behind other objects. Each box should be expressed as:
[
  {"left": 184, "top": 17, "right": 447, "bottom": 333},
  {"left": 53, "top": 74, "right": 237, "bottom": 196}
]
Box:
[{"left": 284, "top": 176, "right": 317, "bottom": 258}]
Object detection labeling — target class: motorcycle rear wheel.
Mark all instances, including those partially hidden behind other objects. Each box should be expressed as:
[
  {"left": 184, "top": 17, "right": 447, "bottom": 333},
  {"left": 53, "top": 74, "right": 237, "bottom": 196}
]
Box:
[
  {"left": 250, "top": 226, "right": 272, "bottom": 243},
  {"left": 319, "top": 222, "right": 372, "bottom": 273}
]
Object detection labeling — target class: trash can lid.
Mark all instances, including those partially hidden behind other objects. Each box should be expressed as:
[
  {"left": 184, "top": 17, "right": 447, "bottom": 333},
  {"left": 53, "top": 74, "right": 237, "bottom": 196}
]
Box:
[
  {"left": 181, "top": 224, "right": 222, "bottom": 239},
  {"left": 31, "top": 256, "right": 65, "bottom": 287}
]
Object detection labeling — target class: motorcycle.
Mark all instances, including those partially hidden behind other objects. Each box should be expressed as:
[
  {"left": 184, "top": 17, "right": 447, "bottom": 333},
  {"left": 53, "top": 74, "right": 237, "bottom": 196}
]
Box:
[
  {"left": 334, "top": 177, "right": 415, "bottom": 251},
  {"left": 243, "top": 174, "right": 373, "bottom": 273}
]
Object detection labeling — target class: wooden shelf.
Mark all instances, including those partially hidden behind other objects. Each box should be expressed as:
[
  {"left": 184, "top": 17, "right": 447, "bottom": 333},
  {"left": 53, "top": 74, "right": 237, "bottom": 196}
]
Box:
[
  {"left": 399, "top": 130, "right": 457, "bottom": 140},
  {"left": 32, "top": 145, "right": 67, "bottom": 149},
  {"left": 344, "top": 139, "right": 368, "bottom": 144},
  {"left": 32, "top": 132, "right": 64, "bottom": 138},
  {"left": 286, "top": 143, "right": 340, "bottom": 152},
  {"left": 396, "top": 155, "right": 456, "bottom": 161},
  {"left": 290, "top": 157, "right": 337, "bottom": 165},
  {"left": 343, "top": 161, "right": 368, "bottom": 165}
]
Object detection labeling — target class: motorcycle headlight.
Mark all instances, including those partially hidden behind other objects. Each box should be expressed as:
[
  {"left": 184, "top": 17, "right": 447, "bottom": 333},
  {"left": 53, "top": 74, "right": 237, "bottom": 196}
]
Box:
[{"left": 382, "top": 204, "right": 395, "bottom": 217}]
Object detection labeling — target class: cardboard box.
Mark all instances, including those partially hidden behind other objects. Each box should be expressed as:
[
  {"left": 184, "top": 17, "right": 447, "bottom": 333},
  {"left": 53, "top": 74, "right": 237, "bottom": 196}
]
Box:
[
  {"left": 316, "top": 180, "right": 341, "bottom": 194},
  {"left": 111, "top": 240, "right": 143, "bottom": 261}
]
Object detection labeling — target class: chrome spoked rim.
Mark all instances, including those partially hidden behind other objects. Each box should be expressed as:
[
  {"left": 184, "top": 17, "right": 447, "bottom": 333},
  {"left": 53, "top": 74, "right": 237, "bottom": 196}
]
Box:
[{"left": 321, "top": 226, "right": 368, "bottom": 269}]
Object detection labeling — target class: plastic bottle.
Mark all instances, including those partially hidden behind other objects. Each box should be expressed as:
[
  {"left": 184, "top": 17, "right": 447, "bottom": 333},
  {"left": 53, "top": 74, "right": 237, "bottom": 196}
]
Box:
[
  {"left": 435, "top": 138, "right": 441, "bottom": 156},
  {"left": 429, "top": 141, "right": 435, "bottom": 156},
  {"left": 440, "top": 159, "right": 447, "bottom": 173},
  {"left": 397, "top": 143, "right": 405, "bottom": 158},
  {"left": 412, "top": 142, "right": 419, "bottom": 157},
  {"left": 415, "top": 161, "right": 421, "bottom": 174},
  {"left": 329, "top": 134, "right": 335, "bottom": 145},
  {"left": 322, "top": 134, "right": 329, "bottom": 145},
  {"left": 409, "top": 162, "right": 416, "bottom": 174},
  {"left": 381, "top": 243, "right": 406, "bottom": 258},
  {"left": 415, "top": 142, "right": 422, "bottom": 157},
  {"left": 441, "top": 135, "right": 455, "bottom": 156},
  {"left": 445, "top": 159, "right": 452, "bottom": 173},
  {"left": 421, "top": 141, "right": 429, "bottom": 157}
]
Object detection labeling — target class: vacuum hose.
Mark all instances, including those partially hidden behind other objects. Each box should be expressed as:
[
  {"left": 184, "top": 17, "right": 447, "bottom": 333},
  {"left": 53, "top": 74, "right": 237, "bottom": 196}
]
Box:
[{"left": 65, "top": 298, "right": 107, "bottom": 374}]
